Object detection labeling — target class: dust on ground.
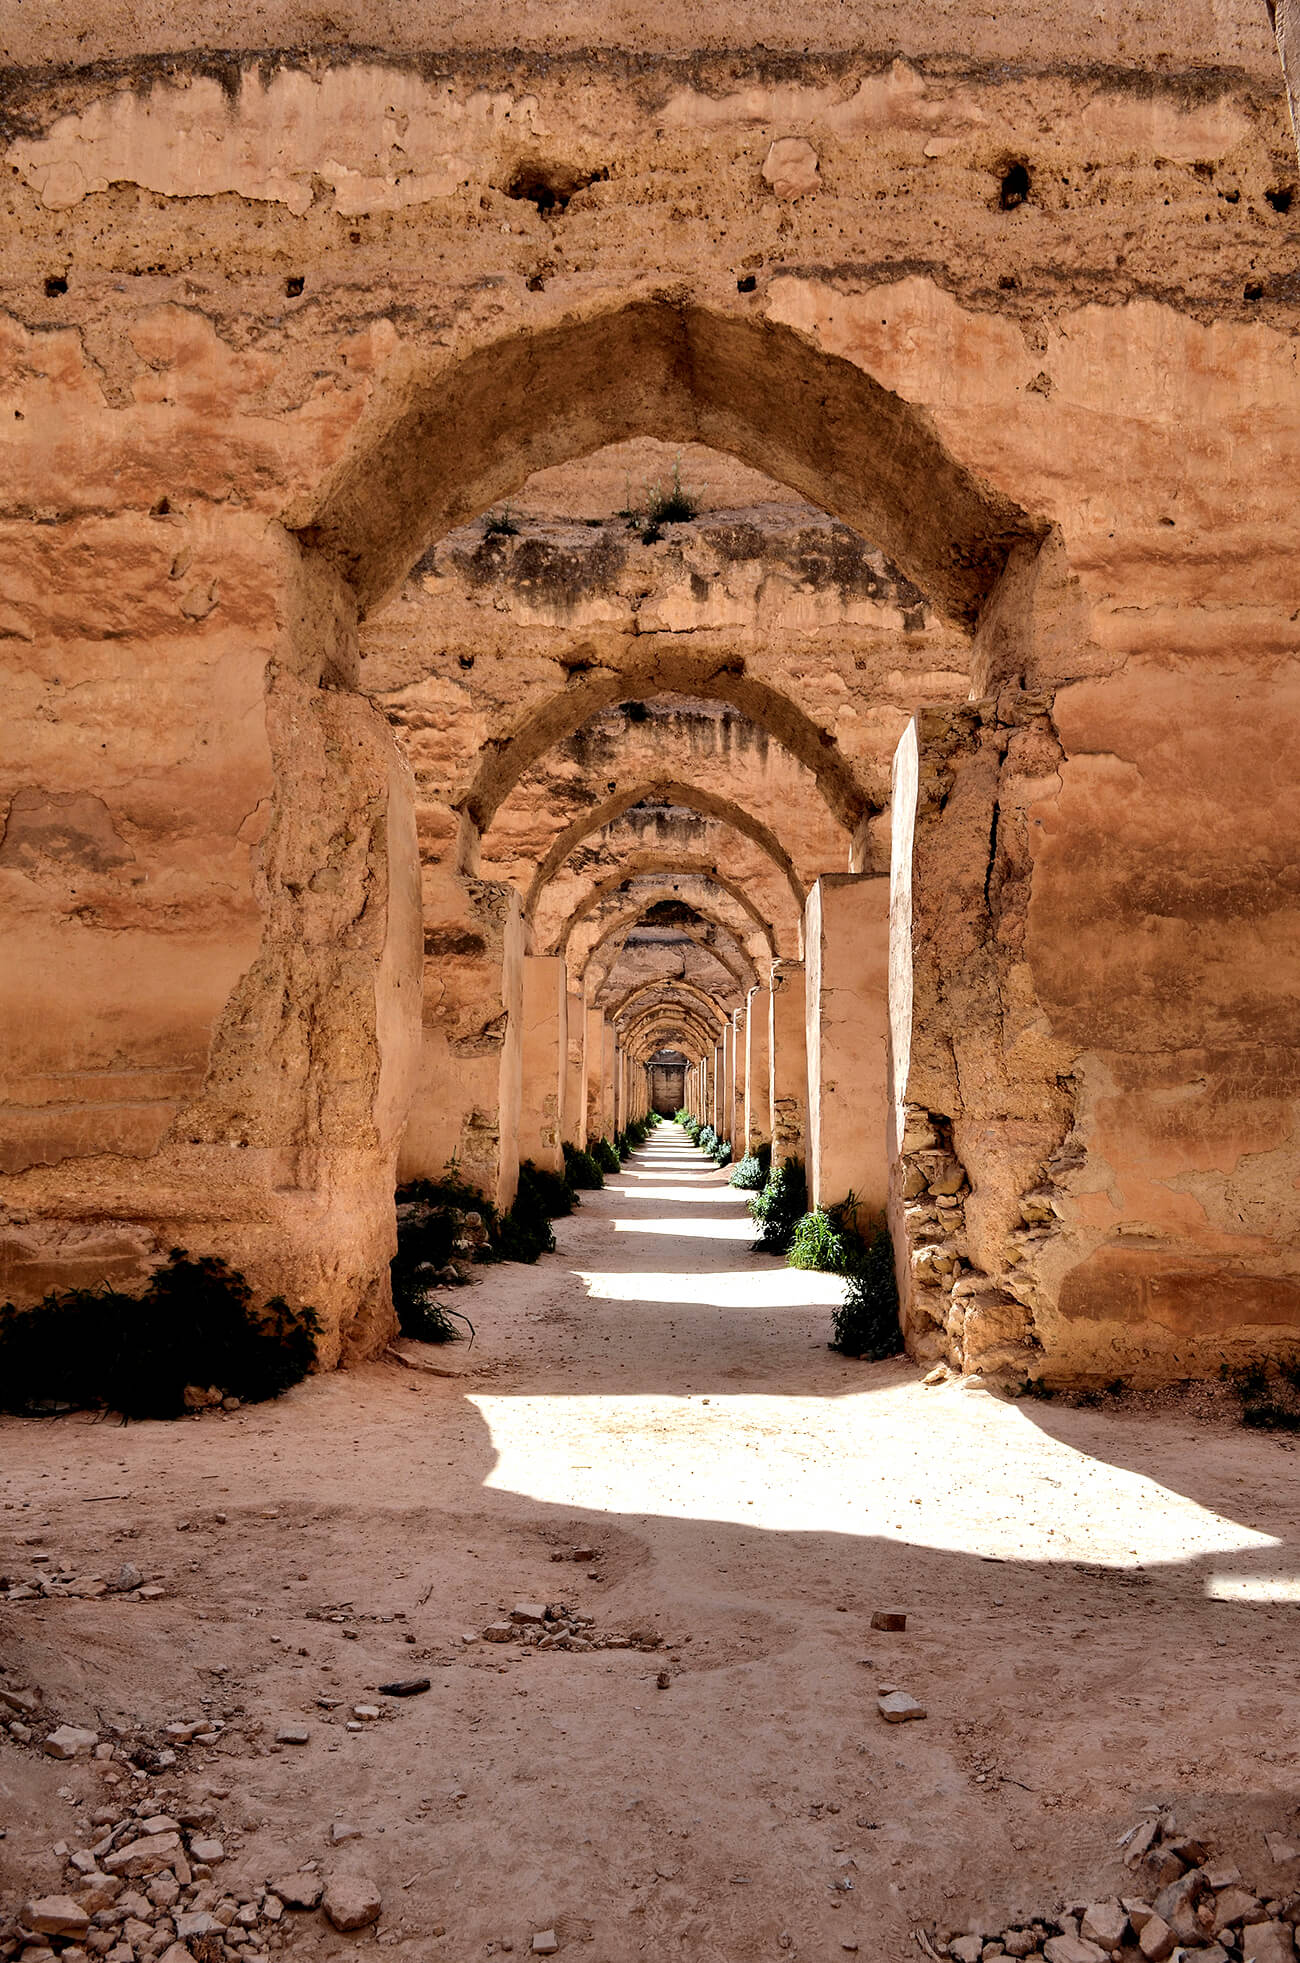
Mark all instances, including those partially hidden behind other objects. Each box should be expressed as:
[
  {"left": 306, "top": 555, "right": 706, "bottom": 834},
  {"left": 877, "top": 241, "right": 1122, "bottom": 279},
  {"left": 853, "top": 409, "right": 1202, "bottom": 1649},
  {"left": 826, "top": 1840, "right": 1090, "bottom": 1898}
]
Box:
[{"left": 3, "top": 1127, "right": 1300, "bottom": 1960}]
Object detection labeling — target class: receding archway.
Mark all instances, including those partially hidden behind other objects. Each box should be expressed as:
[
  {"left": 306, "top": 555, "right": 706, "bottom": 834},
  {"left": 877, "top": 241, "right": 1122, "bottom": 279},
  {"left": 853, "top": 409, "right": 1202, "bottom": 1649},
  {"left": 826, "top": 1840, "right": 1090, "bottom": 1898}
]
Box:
[{"left": 524, "top": 780, "right": 806, "bottom": 917}]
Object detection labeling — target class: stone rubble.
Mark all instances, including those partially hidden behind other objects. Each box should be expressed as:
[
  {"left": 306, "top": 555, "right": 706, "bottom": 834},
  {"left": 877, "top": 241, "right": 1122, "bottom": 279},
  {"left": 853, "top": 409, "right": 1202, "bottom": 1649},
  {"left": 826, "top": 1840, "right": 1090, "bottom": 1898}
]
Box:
[
  {"left": 927, "top": 1811, "right": 1300, "bottom": 1963},
  {"left": 483, "top": 1602, "right": 665, "bottom": 1652},
  {"left": 0, "top": 1690, "right": 384, "bottom": 1963}
]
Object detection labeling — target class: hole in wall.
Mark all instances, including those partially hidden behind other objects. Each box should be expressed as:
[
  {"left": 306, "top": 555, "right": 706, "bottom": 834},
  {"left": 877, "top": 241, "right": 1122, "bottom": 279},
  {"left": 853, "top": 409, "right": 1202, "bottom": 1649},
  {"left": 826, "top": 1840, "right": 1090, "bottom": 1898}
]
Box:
[
  {"left": 44, "top": 275, "right": 67, "bottom": 296},
  {"left": 506, "top": 163, "right": 608, "bottom": 215},
  {"left": 1266, "top": 185, "right": 1295, "bottom": 213},
  {"left": 998, "top": 162, "right": 1031, "bottom": 210},
  {"left": 737, "top": 275, "right": 757, "bottom": 293},
  {"left": 285, "top": 275, "right": 305, "bottom": 297}
]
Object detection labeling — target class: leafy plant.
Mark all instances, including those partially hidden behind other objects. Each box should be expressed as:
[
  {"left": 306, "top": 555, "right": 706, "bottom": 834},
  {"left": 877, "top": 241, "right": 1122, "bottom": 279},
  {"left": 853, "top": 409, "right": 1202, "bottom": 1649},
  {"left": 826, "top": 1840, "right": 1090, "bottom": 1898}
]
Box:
[
  {"left": 1222, "top": 1355, "right": 1300, "bottom": 1431},
  {"left": 0, "top": 1250, "right": 320, "bottom": 1420},
  {"left": 398, "top": 1297, "right": 476, "bottom": 1345},
  {"left": 562, "top": 1140, "right": 604, "bottom": 1190},
  {"left": 484, "top": 506, "right": 519, "bottom": 536},
  {"left": 712, "top": 1138, "right": 733, "bottom": 1167},
  {"left": 518, "top": 1160, "right": 574, "bottom": 1219},
  {"left": 729, "top": 1143, "right": 771, "bottom": 1190},
  {"left": 592, "top": 1136, "right": 622, "bottom": 1174},
  {"left": 748, "top": 1156, "right": 808, "bottom": 1255},
  {"left": 790, "top": 1199, "right": 860, "bottom": 1276},
  {"left": 621, "top": 454, "right": 702, "bottom": 542},
  {"left": 829, "top": 1225, "right": 902, "bottom": 1361}
]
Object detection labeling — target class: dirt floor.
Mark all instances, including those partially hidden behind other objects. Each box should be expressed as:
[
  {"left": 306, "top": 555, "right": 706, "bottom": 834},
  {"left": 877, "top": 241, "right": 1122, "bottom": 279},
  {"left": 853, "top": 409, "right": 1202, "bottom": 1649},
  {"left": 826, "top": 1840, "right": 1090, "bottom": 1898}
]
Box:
[{"left": 3, "top": 1125, "right": 1300, "bottom": 1961}]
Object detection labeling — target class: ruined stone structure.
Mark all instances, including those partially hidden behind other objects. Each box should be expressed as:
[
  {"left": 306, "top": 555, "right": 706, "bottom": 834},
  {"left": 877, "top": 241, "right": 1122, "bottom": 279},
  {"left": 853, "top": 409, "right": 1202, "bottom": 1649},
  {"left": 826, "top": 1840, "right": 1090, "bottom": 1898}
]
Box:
[{"left": 2, "top": 0, "right": 1299, "bottom": 1381}]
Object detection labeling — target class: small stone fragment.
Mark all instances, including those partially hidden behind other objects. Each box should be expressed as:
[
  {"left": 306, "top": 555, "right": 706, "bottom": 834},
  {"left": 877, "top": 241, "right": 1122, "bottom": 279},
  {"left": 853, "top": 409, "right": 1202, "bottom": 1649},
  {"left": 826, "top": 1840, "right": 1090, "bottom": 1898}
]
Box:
[
  {"left": 275, "top": 1725, "right": 310, "bottom": 1745},
  {"left": 377, "top": 1678, "right": 430, "bottom": 1697},
  {"left": 25, "top": 1898, "right": 91, "bottom": 1939},
  {"left": 1242, "top": 1921, "right": 1296, "bottom": 1963},
  {"left": 532, "top": 1934, "right": 559, "bottom": 1957},
  {"left": 1267, "top": 1836, "right": 1300, "bottom": 1866},
  {"left": 1044, "top": 1938, "right": 1107, "bottom": 1963},
  {"left": 1139, "top": 1913, "right": 1176, "bottom": 1961},
  {"left": 189, "top": 1838, "right": 225, "bottom": 1865},
  {"left": 323, "top": 1875, "right": 382, "bottom": 1932},
  {"left": 1080, "top": 1902, "right": 1128, "bottom": 1949},
  {"left": 877, "top": 1690, "right": 926, "bottom": 1723},
  {"left": 43, "top": 1724, "right": 99, "bottom": 1760},
  {"left": 104, "top": 1833, "right": 183, "bottom": 1878},
  {"left": 352, "top": 1705, "right": 381, "bottom": 1722},
  {"left": 949, "top": 1938, "right": 983, "bottom": 1963},
  {"left": 482, "top": 1624, "right": 514, "bottom": 1643},
  {"left": 269, "top": 1874, "right": 321, "bottom": 1911},
  {"left": 330, "top": 1823, "right": 363, "bottom": 1844},
  {"left": 1216, "top": 1890, "right": 1263, "bottom": 1931},
  {"left": 175, "top": 1911, "right": 221, "bottom": 1940},
  {"left": 511, "top": 1603, "right": 547, "bottom": 1624},
  {"left": 870, "top": 1611, "right": 907, "bottom": 1632}
]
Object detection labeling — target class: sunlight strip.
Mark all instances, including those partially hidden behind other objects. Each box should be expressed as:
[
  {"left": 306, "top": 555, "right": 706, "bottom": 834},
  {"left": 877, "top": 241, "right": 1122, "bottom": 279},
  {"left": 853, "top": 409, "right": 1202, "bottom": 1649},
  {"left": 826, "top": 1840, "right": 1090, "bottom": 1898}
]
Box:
[{"left": 1206, "top": 1574, "right": 1300, "bottom": 1603}]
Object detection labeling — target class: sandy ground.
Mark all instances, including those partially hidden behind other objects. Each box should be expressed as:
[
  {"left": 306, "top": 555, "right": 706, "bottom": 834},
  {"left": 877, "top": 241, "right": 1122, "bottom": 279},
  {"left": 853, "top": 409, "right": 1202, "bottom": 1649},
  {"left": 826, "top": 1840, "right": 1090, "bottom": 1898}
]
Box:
[{"left": 3, "top": 1124, "right": 1300, "bottom": 1960}]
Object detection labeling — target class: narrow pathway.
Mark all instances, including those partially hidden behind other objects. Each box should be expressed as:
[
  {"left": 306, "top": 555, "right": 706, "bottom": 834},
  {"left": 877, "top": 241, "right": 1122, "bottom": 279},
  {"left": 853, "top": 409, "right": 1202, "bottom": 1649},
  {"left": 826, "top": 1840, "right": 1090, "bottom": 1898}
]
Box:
[{"left": 3, "top": 1126, "right": 1300, "bottom": 1962}]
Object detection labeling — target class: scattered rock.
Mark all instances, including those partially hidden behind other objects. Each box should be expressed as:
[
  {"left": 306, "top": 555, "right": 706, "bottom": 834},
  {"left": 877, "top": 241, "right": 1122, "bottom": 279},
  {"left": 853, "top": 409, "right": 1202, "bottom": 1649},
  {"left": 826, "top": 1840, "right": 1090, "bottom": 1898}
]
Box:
[
  {"left": 949, "top": 1938, "right": 983, "bottom": 1963},
  {"left": 323, "top": 1874, "right": 382, "bottom": 1931},
  {"left": 510, "top": 1603, "right": 548, "bottom": 1624},
  {"left": 25, "top": 1898, "right": 91, "bottom": 1939},
  {"left": 1138, "top": 1913, "right": 1176, "bottom": 1961},
  {"left": 377, "top": 1677, "right": 430, "bottom": 1697},
  {"left": 870, "top": 1611, "right": 907, "bottom": 1632},
  {"left": 42, "top": 1725, "right": 98, "bottom": 1760},
  {"left": 532, "top": 1934, "right": 559, "bottom": 1957},
  {"left": 269, "top": 1874, "right": 322, "bottom": 1911},
  {"left": 482, "top": 1624, "right": 514, "bottom": 1643},
  {"left": 1043, "top": 1938, "right": 1107, "bottom": 1963},
  {"left": 1267, "top": 1836, "right": 1300, "bottom": 1866},
  {"left": 330, "top": 1823, "right": 363, "bottom": 1844},
  {"left": 1079, "top": 1901, "right": 1128, "bottom": 1948},
  {"left": 1242, "top": 1921, "right": 1296, "bottom": 1963},
  {"left": 275, "top": 1725, "right": 310, "bottom": 1745},
  {"left": 877, "top": 1691, "right": 926, "bottom": 1723}
]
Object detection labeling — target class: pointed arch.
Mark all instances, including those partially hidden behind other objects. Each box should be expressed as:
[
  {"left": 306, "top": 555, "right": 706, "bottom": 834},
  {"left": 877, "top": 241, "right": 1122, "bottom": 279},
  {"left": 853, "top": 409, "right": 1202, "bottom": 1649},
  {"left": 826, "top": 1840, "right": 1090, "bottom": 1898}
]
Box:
[
  {"left": 525, "top": 780, "right": 805, "bottom": 916},
  {"left": 296, "top": 298, "right": 1040, "bottom": 626}
]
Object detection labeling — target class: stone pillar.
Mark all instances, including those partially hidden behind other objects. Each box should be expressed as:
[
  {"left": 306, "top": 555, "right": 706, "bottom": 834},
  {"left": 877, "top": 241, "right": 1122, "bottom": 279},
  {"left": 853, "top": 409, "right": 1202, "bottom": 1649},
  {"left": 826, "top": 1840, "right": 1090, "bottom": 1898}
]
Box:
[
  {"left": 731, "top": 1004, "right": 747, "bottom": 1149},
  {"left": 713, "top": 1041, "right": 725, "bottom": 1136},
  {"left": 518, "top": 955, "right": 566, "bottom": 1176},
  {"left": 770, "top": 959, "right": 807, "bottom": 1166},
  {"left": 565, "top": 989, "right": 586, "bottom": 1147},
  {"left": 606, "top": 1022, "right": 619, "bottom": 1141},
  {"left": 401, "top": 875, "right": 524, "bottom": 1216},
  {"left": 745, "top": 986, "right": 772, "bottom": 1153},
  {"left": 585, "top": 1005, "right": 605, "bottom": 1145},
  {"left": 805, "top": 874, "right": 890, "bottom": 1216}
]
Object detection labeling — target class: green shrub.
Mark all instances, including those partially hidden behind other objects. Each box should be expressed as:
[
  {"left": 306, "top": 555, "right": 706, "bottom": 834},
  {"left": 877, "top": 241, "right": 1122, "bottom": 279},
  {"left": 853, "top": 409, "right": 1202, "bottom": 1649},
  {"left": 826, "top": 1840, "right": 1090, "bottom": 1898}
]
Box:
[
  {"left": 592, "top": 1136, "right": 621, "bottom": 1174},
  {"left": 398, "top": 1297, "right": 475, "bottom": 1345},
  {"left": 562, "top": 1140, "right": 604, "bottom": 1190},
  {"left": 483, "top": 505, "right": 519, "bottom": 536},
  {"left": 674, "top": 1107, "right": 692, "bottom": 1125},
  {"left": 1223, "top": 1355, "right": 1300, "bottom": 1431},
  {"left": 0, "top": 1250, "right": 320, "bottom": 1420},
  {"left": 517, "top": 1160, "right": 574, "bottom": 1219},
  {"left": 698, "top": 1124, "right": 717, "bottom": 1156},
  {"left": 830, "top": 1226, "right": 902, "bottom": 1361},
  {"left": 729, "top": 1143, "right": 771, "bottom": 1189},
  {"left": 748, "top": 1156, "right": 808, "bottom": 1254},
  {"left": 790, "top": 1202, "right": 859, "bottom": 1275},
  {"left": 711, "top": 1138, "right": 733, "bottom": 1167}
]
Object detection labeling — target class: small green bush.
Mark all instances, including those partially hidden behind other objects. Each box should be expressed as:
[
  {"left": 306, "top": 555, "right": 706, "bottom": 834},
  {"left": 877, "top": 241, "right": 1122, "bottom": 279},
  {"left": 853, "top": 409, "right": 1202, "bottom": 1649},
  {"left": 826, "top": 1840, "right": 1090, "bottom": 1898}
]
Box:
[
  {"left": 399, "top": 1297, "right": 475, "bottom": 1345},
  {"left": 0, "top": 1250, "right": 320, "bottom": 1420},
  {"left": 592, "top": 1136, "right": 621, "bottom": 1174},
  {"left": 748, "top": 1156, "right": 808, "bottom": 1254},
  {"left": 517, "top": 1160, "right": 574, "bottom": 1220},
  {"left": 698, "top": 1124, "right": 718, "bottom": 1156},
  {"left": 830, "top": 1226, "right": 902, "bottom": 1361},
  {"left": 562, "top": 1140, "right": 604, "bottom": 1190},
  {"left": 1223, "top": 1355, "right": 1300, "bottom": 1431},
  {"left": 483, "top": 506, "right": 519, "bottom": 536},
  {"left": 712, "top": 1138, "right": 733, "bottom": 1167},
  {"left": 789, "top": 1202, "right": 859, "bottom": 1275},
  {"left": 729, "top": 1143, "right": 771, "bottom": 1190}
]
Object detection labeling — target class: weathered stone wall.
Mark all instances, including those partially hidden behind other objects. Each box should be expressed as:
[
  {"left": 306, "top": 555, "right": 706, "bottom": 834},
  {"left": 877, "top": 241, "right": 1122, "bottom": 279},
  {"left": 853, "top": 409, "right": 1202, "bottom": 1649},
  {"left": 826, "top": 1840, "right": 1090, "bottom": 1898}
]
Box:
[{"left": 2, "top": 12, "right": 1298, "bottom": 1377}]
